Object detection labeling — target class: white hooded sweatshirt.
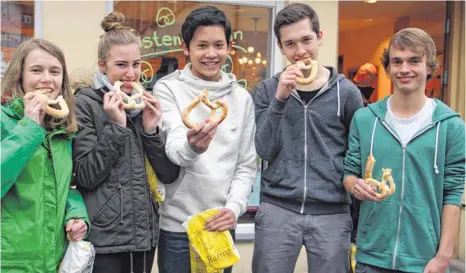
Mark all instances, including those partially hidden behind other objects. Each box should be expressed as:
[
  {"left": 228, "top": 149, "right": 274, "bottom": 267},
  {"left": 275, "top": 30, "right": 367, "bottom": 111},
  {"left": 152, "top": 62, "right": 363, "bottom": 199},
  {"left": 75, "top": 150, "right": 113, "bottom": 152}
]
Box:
[{"left": 154, "top": 64, "right": 257, "bottom": 232}]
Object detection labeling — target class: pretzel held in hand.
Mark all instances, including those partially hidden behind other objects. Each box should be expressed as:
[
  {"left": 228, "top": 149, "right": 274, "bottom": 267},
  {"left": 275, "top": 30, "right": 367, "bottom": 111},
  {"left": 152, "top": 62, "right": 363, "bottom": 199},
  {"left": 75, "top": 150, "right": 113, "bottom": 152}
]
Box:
[
  {"left": 364, "top": 154, "right": 396, "bottom": 200},
  {"left": 35, "top": 92, "right": 69, "bottom": 119},
  {"left": 292, "top": 58, "right": 319, "bottom": 85},
  {"left": 181, "top": 89, "right": 228, "bottom": 129},
  {"left": 114, "top": 81, "right": 146, "bottom": 109}
]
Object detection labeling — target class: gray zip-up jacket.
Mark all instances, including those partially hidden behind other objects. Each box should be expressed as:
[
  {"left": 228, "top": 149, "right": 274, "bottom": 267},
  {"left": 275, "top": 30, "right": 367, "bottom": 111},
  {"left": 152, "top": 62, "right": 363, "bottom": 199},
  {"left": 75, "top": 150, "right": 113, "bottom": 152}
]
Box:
[{"left": 254, "top": 67, "right": 363, "bottom": 215}]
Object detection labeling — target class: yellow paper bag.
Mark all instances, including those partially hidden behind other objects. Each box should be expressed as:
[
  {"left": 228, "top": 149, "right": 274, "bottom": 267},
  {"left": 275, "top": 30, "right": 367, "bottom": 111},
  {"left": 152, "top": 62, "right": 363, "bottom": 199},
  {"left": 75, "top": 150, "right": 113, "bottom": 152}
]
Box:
[
  {"left": 144, "top": 155, "right": 165, "bottom": 202},
  {"left": 183, "top": 208, "right": 240, "bottom": 273}
]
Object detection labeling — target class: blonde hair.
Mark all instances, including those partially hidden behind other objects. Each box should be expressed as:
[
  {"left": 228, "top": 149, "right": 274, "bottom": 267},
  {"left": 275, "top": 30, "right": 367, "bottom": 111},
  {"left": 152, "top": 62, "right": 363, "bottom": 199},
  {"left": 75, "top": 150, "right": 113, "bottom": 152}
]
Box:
[
  {"left": 1, "top": 38, "right": 77, "bottom": 135},
  {"left": 98, "top": 12, "right": 141, "bottom": 64},
  {"left": 381, "top": 27, "right": 439, "bottom": 73}
]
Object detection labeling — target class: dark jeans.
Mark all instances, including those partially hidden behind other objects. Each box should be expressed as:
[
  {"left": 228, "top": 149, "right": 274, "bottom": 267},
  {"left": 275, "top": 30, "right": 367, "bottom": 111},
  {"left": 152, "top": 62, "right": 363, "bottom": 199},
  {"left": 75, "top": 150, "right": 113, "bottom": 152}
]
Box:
[
  {"left": 157, "top": 229, "right": 236, "bottom": 273},
  {"left": 92, "top": 248, "right": 156, "bottom": 273}
]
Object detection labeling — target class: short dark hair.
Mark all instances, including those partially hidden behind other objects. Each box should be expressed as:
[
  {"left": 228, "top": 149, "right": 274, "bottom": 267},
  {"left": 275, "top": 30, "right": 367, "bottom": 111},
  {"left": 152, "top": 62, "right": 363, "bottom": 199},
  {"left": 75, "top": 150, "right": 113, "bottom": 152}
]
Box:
[
  {"left": 181, "top": 6, "right": 232, "bottom": 49},
  {"left": 274, "top": 3, "right": 320, "bottom": 45}
]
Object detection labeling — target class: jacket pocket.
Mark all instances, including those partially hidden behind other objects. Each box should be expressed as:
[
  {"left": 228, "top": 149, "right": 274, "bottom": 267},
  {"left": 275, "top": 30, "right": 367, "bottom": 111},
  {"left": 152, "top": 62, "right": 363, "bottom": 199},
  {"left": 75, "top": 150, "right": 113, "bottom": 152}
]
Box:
[
  {"left": 165, "top": 171, "right": 231, "bottom": 224},
  {"left": 91, "top": 186, "right": 122, "bottom": 227},
  {"left": 398, "top": 204, "right": 438, "bottom": 260},
  {"left": 261, "top": 156, "right": 282, "bottom": 187},
  {"left": 358, "top": 201, "right": 399, "bottom": 254}
]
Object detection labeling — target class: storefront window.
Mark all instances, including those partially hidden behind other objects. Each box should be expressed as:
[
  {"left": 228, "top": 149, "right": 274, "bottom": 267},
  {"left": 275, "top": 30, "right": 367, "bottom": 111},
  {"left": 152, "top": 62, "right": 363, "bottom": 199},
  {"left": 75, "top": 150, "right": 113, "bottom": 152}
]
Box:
[
  {"left": 114, "top": 1, "right": 273, "bottom": 93},
  {"left": 338, "top": 1, "right": 448, "bottom": 102},
  {"left": 1, "top": 1, "right": 34, "bottom": 79}
]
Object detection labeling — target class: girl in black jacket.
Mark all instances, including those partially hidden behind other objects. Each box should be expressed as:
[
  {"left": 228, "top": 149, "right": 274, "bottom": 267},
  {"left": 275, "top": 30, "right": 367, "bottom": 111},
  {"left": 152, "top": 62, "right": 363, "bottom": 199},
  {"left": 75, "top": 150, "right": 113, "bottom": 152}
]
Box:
[{"left": 72, "top": 12, "right": 179, "bottom": 273}]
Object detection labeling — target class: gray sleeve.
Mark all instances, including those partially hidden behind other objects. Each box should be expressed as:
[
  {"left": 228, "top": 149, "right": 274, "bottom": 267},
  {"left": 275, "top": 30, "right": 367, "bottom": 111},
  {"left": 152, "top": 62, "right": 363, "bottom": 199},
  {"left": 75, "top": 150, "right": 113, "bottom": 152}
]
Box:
[
  {"left": 344, "top": 82, "right": 364, "bottom": 129},
  {"left": 253, "top": 81, "right": 288, "bottom": 161}
]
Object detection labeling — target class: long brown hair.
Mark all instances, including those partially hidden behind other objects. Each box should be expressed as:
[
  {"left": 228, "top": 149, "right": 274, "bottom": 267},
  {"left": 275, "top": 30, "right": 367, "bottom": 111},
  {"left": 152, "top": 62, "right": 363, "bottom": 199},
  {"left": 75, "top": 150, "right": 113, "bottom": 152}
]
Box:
[{"left": 1, "top": 38, "right": 77, "bottom": 135}]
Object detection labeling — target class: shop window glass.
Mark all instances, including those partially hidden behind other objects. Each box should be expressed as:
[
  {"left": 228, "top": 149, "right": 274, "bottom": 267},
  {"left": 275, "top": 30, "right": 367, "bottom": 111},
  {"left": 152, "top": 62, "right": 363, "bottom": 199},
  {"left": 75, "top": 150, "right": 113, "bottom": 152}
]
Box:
[
  {"left": 338, "top": 1, "right": 447, "bottom": 102},
  {"left": 114, "top": 1, "right": 272, "bottom": 94}
]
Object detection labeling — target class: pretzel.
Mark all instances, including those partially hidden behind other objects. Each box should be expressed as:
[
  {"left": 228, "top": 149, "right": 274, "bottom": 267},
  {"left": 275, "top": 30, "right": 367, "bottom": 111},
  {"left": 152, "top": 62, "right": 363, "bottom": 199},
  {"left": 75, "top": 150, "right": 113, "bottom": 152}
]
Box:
[
  {"left": 181, "top": 89, "right": 228, "bottom": 129},
  {"left": 113, "top": 80, "right": 146, "bottom": 109},
  {"left": 364, "top": 154, "right": 396, "bottom": 200},
  {"left": 35, "top": 91, "right": 69, "bottom": 119},
  {"left": 292, "top": 58, "right": 319, "bottom": 85}
]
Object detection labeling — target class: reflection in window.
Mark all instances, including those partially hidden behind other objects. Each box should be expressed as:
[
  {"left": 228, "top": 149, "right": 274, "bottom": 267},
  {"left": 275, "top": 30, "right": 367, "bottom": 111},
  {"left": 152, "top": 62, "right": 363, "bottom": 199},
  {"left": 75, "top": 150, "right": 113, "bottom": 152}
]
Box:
[
  {"left": 114, "top": 1, "right": 272, "bottom": 93},
  {"left": 1, "top": 1, "right": 34, "bottom": 79},
  {"left": 338, "top": 1, "right": 447, "bottom": 102}
]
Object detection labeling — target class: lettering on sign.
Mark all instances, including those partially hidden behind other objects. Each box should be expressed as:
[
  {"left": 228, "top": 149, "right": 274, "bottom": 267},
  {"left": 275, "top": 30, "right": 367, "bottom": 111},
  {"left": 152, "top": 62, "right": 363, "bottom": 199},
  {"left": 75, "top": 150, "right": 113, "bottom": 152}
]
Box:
[{"left": 140, "top": 6, "right": 252, "bottom": 88}]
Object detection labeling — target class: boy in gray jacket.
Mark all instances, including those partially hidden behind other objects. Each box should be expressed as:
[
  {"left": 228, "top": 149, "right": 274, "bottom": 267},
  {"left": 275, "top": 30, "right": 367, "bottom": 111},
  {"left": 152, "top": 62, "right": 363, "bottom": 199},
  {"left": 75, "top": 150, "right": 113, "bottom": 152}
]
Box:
[{"left": 252, "top": 3, "right": 363, "bottom": 273}]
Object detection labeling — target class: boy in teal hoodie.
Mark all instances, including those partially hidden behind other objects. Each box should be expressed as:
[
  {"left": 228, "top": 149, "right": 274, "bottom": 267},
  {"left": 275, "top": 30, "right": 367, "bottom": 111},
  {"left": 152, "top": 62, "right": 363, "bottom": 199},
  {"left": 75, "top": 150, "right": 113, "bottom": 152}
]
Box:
[{"left": 344, "top": 28, "right": 465, "bottom": 273}]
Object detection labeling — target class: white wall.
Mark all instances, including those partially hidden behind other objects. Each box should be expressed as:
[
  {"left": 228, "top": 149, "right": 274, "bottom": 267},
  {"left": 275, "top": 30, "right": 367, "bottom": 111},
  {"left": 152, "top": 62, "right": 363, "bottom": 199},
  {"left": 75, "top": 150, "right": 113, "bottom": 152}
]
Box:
[{"left": 43, "top": 1, "right": 107, "bottom": 74}]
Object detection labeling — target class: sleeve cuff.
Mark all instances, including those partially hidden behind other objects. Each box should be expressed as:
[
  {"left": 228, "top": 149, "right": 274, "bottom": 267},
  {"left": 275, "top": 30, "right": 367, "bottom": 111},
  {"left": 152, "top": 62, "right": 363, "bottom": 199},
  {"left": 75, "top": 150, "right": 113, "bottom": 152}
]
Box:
[
  {"left": 270, "top": 96, "right": 288, "bottom": 113},
  {"left": 225, "top": 202, "right": 242, "bottom": 228},
  {"left": 143, "top": 127, "right": 160, "bottom": 136},
  {"left": 183, "top": 139, "right": 201, "bottom": 160}
]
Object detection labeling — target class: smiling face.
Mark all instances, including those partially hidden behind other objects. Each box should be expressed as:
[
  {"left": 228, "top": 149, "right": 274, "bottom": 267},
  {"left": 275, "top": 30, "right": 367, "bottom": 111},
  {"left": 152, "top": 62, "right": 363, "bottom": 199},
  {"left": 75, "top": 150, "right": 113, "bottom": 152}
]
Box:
[
  {"left": 182, "top": 25, "right": 232, "bottom": 82},
  {"left": 22, "top": 48, "right": 63, "bottom": 100},
  {"left": 99, "top": 43, "right": 141, "bottom": 94},
  {"left": 387, "top": 46, "right": 431, "bottom": 95},
  {"left": 278, "top": 18, "right": 322, "bottom": 65}
]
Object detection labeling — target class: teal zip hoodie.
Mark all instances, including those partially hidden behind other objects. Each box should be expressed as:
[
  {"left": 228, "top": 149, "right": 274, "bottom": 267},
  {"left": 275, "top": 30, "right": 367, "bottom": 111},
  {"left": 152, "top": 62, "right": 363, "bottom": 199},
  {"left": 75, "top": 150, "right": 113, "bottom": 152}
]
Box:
[{"left": 344, "top": 96, "right": 465, "bottom": 273}]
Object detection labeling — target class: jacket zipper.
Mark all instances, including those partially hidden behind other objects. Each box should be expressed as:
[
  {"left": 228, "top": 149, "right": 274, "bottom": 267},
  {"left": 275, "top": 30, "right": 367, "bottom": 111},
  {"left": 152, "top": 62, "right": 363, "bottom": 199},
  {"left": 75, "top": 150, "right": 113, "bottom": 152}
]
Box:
[
  {"left": 380, "top": 120, "right": 435, "bottom": 269},
  {"left": 118, "top": 183, "right": 124, "bottom": 223},
  {"left": 301, "top": 105, "right": 308, "bottom": 214},
  {"left": 129, "top": 119, "right": 152, "bottom": 243},
  {"left": 292, "top": 84, "right": 333, "bottom": 214}
]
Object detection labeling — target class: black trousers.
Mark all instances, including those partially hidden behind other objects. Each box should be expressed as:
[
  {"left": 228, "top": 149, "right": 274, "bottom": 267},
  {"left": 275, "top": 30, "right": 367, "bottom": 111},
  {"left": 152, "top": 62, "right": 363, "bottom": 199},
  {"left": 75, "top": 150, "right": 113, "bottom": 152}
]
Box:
[{"left": 92, "top": 247, "right": 156, "bottom": 273}]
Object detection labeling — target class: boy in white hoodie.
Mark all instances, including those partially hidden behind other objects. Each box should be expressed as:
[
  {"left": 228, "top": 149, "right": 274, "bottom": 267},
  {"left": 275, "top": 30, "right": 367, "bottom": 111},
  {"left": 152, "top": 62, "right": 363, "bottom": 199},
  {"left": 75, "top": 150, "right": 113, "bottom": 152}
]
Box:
[{"left": 154, "top": 6, "right": 257, "bottom": 273}]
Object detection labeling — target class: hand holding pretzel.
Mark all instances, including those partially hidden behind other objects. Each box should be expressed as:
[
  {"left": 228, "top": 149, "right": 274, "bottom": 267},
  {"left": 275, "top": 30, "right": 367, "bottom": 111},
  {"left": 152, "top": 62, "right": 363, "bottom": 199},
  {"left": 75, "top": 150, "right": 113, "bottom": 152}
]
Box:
[
  {"left": 182, "top": 90, "right": 228, "bottom": 129},
  {"left": 292, "top": 58, "right": 319, "bottom": 85},
  {"left": 141, "top": 92, "right": 162, "bottom": 133},
  {"left": 363, "top": 154, "right": 396, "bottom": 200},
  {"left": 187, "top": 121, "right": 218, "bottom": 154},
  {"left": 33, "top": 91, "right": 70, "bottom": 119},
  {"left": 24, "top": 92, "right": 47, "bottom": 126},
  {"left": 103, "top": 91, "right": 126, "bottom": 127},
  {"left": 275, "top": 65, "right": 304, "bottom": 101}
]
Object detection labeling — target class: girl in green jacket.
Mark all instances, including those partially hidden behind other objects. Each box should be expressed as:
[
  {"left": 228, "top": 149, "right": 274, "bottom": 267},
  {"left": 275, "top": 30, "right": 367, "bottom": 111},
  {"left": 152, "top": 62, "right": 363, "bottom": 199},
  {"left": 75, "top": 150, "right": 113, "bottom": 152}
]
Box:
[{"left": 1, "top": 38, "right": 90, "bottom": 272}]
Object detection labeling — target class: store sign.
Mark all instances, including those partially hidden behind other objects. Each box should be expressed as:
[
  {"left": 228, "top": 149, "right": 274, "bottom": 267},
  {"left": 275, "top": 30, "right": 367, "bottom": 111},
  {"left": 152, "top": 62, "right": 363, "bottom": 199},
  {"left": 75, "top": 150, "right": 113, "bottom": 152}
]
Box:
[{"left": 138, "top": 6, "right": 249, "bottom": 89}]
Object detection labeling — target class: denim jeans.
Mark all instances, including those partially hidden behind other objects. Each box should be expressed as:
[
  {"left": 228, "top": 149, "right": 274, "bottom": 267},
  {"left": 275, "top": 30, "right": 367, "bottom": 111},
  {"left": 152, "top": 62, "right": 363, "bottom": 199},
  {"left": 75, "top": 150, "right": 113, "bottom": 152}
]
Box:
[
  {"left": 252, "top": 202, "right": 352, "bottom": 273},
  {"left": 157, "top": 229, "right": 235, "bottom": 273}
]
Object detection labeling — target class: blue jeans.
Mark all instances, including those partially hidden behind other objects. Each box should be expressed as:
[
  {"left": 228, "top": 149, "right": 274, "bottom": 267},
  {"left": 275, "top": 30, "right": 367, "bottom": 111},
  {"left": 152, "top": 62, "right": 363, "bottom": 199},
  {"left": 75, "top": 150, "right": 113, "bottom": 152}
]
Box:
[{"left": 157, "top": 229, "right": 235, "bottom": 273}]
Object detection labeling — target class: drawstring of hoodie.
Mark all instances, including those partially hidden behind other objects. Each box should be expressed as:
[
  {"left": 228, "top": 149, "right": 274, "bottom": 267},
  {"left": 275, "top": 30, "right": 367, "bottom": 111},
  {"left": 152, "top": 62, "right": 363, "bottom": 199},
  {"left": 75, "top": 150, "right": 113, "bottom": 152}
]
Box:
[
  {"left": 129, "top": 251, "right": 148, "bottom": 273},
  {"left": 143, "top": 251, "right": 147, "bottom": 273},
  {"left": 372, "top": 116, "right": 441, "bottom": 175},
  {"left": 370, "top": 117, "right": 379, "bottom": 154},
  {"left": 130, "top": 252, "right": 134, "bottom": 273},
  {"left": 434, "top": 121, "right": 441, "bottom": 174},
  {"left": 336, "top": 81, "right": 341, "bottom": 117}
]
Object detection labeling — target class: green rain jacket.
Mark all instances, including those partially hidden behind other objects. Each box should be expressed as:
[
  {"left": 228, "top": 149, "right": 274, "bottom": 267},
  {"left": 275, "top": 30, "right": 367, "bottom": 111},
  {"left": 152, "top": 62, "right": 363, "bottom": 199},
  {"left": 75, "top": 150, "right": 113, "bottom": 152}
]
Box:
[{"left": 1, "top": 98, "right": 90, "bottom": 272}]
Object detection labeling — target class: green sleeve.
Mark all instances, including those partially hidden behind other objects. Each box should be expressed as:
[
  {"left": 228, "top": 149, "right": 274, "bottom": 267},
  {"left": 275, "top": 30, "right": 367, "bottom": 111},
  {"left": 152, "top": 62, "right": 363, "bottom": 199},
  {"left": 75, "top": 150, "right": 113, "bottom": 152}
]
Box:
[
  {"left": 344, "top": 115, "right": 362, "bottom": 179},
  {"left": 1, "top": 115, "right": 46, "bottom": 198},
  {"left": 64, "top": 188, "right": 91, "bottom": 238},
  {"left": 443, "top": 121, "right": 466, "bottom": 206}
]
